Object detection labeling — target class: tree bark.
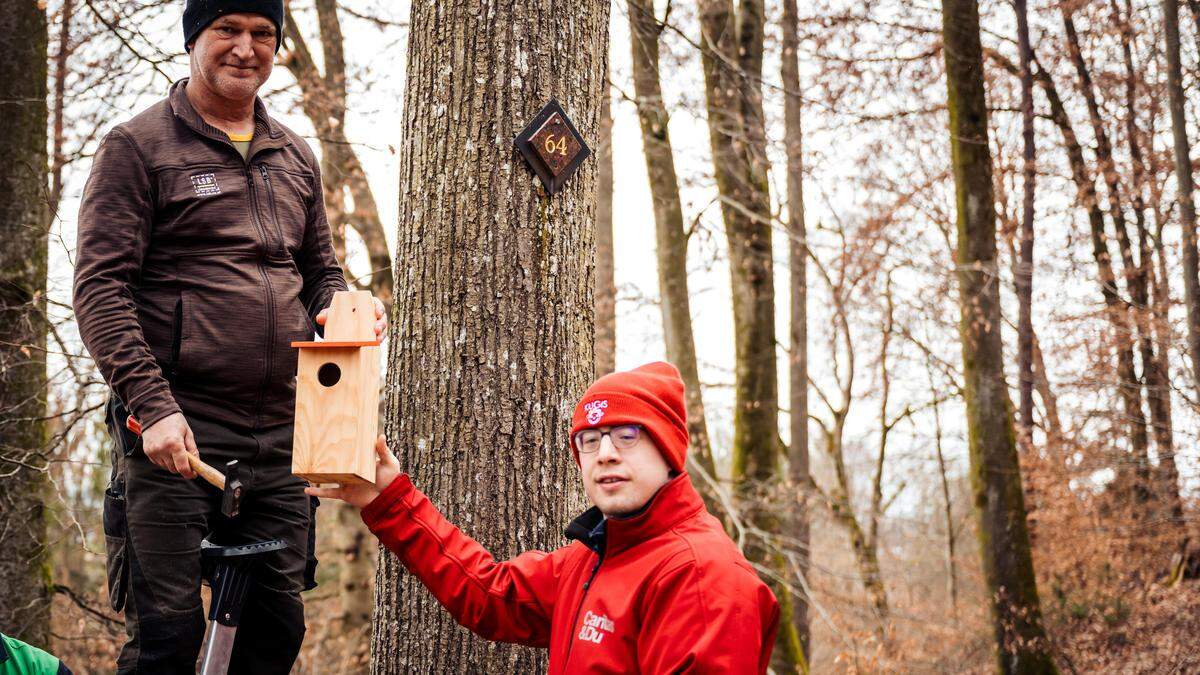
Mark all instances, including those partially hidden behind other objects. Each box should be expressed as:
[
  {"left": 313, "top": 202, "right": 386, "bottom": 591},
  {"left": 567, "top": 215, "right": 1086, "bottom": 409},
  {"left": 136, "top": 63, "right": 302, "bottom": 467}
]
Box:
[
  {"left": 1015, "top": 0, "right": 1035, "bottom": 442},
  {"left": 699, "top": 2, "right": 802, "bottom": 669},
  {"left": 594, "top": 80, "right": 616, "bottom": 376},
  {"left": 940, "top": 0, "right": 1056, "bottom": 671},
  {"left": 371, "top": 1, "right": 608, "bottom": 671},
  {"left": 781, "top": 0, "right": 811, "bottom": 665},
  {"left": 1164, "top": 0, "right": 1200, "bottom": 402},
  {"left": 0, "top": 0, "right": 51, "bottom": 646},
  {"left": 334, "top": 496, "right": 374, "bottom": 629},
  {"left": 626, "top": 0, "right": 714, "bottom": 475},
  {"left": 49, "top": 0, "right": 71, "bottom": 215},
  {"left": 698, "top": 0, "right": 777, "bottom": 484},
  {"left": 927, "top": 362, "right": 958, "bottom": 615}
]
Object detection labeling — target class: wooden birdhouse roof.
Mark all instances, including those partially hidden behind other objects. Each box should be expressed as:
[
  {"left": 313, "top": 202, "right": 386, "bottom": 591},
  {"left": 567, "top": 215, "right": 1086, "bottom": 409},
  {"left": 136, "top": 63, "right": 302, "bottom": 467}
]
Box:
[{"left": 291, "top": 291, "right": 381, "bottom": 349}]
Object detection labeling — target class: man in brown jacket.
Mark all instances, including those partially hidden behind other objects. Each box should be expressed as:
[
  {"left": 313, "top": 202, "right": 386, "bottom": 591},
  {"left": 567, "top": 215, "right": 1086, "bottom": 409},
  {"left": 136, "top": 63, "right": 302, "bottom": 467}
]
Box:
[{"left": 73, "top": 2, "right": 383, "bottom": 672}]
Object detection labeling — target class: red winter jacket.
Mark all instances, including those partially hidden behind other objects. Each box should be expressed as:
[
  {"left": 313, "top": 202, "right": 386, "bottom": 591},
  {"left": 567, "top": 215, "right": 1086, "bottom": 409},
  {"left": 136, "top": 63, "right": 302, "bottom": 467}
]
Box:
[{"left": 361, "top": 471, "right": 779, "bottom": 673}]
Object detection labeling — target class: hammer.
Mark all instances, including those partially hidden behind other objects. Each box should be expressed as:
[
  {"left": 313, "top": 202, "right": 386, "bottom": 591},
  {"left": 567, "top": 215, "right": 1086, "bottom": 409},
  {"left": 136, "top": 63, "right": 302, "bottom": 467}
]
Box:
[{"left": 125, "top": 415, "right": 245, "bottom": 518}]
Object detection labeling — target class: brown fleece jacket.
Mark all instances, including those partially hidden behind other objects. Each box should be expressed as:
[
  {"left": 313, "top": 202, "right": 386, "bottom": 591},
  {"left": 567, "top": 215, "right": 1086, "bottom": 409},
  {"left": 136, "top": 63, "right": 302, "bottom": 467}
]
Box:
[{"left": 74, "top": 79, "right": 347, "bottom": 430}]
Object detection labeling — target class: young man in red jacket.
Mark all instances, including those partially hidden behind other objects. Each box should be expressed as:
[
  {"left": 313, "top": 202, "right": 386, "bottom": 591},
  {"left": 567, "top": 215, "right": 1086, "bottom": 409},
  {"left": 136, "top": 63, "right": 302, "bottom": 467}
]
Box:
[{"left": 309, "top": 362, "right": 779, "bottom": 672}]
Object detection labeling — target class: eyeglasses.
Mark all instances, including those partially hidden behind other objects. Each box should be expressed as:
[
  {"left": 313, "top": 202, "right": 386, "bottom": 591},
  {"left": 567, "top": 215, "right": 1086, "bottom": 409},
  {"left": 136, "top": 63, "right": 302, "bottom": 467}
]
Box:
[{"left": 573, "top": 425, "right": 643, "bottom": 454}]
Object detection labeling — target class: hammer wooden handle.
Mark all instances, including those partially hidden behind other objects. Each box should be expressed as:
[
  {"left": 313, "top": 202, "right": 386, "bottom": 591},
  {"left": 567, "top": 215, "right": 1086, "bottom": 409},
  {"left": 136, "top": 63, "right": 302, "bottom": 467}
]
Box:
[
  {"left": 127, "top": 415, "right": 226, "bottom": 490},
  {"left": 186, "top": 453, "right": 226, "bottom": 490}
]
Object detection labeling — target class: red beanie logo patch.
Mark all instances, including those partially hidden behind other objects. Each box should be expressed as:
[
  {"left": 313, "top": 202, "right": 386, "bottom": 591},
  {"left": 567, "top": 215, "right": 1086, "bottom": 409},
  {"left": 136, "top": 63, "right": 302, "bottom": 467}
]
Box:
[{"left": 584, "top": 399, "right": 609, "bottom": 425}]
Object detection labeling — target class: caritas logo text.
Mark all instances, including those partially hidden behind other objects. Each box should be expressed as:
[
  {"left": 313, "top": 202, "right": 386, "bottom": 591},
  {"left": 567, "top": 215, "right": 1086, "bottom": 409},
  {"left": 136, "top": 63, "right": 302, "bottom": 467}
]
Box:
[
  {"left": 578, "top": 610, "right": 614, "bottom": 644},
  {"left": 584, "top": 400, "right": 608, "bottom": 425}
]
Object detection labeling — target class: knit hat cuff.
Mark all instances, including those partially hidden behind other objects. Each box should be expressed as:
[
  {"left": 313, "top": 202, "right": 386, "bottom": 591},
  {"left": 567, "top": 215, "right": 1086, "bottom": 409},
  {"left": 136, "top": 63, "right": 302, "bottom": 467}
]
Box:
[{"left": 570, "top": 391, "right": 689, "bottom": 471}]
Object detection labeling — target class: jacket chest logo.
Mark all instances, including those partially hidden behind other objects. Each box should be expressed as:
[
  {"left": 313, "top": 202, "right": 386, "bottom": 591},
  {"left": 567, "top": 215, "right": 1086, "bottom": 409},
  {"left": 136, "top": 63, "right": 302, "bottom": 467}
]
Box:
[
  {"left": 577, "top": 610, "right": 614, "bottom": 644},
  {"left": 584, "top": 399, "right": 608, "bottom": 425},
  {"left": 190, "top": 172, "right": 221, "bottom": 197}
]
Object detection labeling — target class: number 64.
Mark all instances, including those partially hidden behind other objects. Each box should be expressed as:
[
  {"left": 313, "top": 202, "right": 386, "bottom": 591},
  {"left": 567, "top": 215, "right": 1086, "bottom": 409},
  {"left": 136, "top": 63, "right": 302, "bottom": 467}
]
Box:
[{"left": 543, "top": 133, "right": 568, "bottom": 157}]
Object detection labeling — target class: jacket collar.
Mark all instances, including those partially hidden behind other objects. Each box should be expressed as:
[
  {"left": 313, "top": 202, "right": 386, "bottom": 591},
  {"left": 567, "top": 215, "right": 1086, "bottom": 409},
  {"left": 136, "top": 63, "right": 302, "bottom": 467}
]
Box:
[
  {"left": 564, "top": 472, "right": 705, "bottom": 557},
  {"left": 168, "top": 78, "right": 291, "bottom": 159}
]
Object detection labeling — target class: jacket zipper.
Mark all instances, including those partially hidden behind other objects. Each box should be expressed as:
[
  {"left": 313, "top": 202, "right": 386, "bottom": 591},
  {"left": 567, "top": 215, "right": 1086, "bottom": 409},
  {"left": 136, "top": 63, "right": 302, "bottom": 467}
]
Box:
[
  {"left": 561, "top": 555, "right": 603, "bottom": 671},
  {"left": 246, "top": 163, "right": 277, "bottom": 427},
  {"left": 169, "top": 296, "right": 183, "bottom": 378},
  {"left": 258, "top": 165, "right": 286, "bottom": 255}
]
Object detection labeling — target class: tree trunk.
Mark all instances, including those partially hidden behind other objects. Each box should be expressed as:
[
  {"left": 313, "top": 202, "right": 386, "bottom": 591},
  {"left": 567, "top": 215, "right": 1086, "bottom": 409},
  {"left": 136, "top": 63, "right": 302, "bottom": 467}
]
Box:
[
  {"left": 626, "top": 0, "right": 714, "bottom": 475},
  {"left": 49, "top": 0, "right": 71, "bottom": 215},
  {"left": 940, "top": 1, "right": 1056, "bottom": 671},
  {"left": 781, "top": 0, "right": 811, "bottom": 665},
  {"left": 1118, "top": 0, "right": 1181, "bottom": 522},
  {"left": 334, "top": 496, "right": 374, "bottom": 629},
  {"left": 594, "top": 80, "right": 616, "bottom": 376},
  {"left": 1004, "top": 230, "right": 1063, "bottom": 449},
  {"left": 1031, "top": 336, "right": 1062, "bottom": 444},
  {"left": 818, "top": 413, "right": 891, "bottom": 624},
  {"left": 0, "top": 0, "right": 50, "bottom": 646},
  {"left": 371, "top": 1, "right": 608, "bottom": 671},
  {"left": 1015, "top": 0, "right": 1035, "bottom": 442},
  {"left": 866, "top": 276, "right": 898, "bottom": 622},
  {"left": 699, "top": 1, "right": 802, "bottom": 669},
  {"left": 698, "top": 0, "right": 777, "bottom": 484},
  {"left": 1164, "top": 0, "right": 1200, "bottom": 402},
  {"left": 927, "top": 363, "right": 958, "bottom": 615}
]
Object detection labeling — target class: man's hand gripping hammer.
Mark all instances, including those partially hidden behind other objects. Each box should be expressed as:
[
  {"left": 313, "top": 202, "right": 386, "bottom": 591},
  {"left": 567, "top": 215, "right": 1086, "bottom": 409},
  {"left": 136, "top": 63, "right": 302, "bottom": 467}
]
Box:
[{"left": 126, "top": 416, "right": 245, "bottom": 518}]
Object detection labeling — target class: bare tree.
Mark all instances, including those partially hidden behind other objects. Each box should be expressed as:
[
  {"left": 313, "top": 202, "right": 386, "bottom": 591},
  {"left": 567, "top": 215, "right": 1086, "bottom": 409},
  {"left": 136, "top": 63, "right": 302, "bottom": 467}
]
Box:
[
  {"left": 1163, "top": 0, "right": 1200, "bottom": 402},
  {"left": 992, "top": 47, "right": 1153, "bottom": 503},
  {"left": 371, "top": 1, "right": 609, "bottom": 671},
  {"left": 0, "top": 0, "right": 51, "bottom": 646},
  {"left": 1059, "top": 9, "right": 1178, "bottom": 504},
  {"left": 49, "top": 0, "right": 72, "bottom": 214},
  {"left": 805, "top": 245, "right": 893, "bottom": 626},
  {"left": 283, "top": 0, "right": 393, "bottom": 305},
  {"left": 781, "top": 0, "right": 811, "bottom": 665},
  {"left": 1014, "top": 0, "right": 1035, "bottom": 442},
  {"left": 595, "top": 80, "right": 616, "bottom": 376},
  {"left": 697, "top": 1, "right": 805, "bottom": 668},
  {"left": 626, "top": 0, "right": 715, "bottom": 474},
  {"left": 926, "top": 357, "right": 958, "bottom": 615},
  {"left": 941, "top": 0, "right": 1056, "bottom": 670}
]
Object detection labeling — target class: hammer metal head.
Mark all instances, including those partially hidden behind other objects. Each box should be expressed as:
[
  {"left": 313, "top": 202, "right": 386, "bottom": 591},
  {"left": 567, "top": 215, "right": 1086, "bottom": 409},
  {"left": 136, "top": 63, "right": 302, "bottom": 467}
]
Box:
[{"left": 221, "top": 460, "right": 244, "bottom": 518}]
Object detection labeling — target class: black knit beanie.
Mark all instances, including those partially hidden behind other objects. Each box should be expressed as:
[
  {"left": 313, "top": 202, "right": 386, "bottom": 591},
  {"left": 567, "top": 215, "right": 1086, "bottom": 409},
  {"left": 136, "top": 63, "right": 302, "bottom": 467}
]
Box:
[{"left": 183, "top": 0, "right": 284, "bottom": 53}]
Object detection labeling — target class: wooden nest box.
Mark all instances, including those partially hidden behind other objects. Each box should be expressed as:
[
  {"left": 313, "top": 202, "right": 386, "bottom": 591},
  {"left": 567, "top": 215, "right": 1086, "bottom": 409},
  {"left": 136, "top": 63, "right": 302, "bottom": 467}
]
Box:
[{"left": 291, "top": 291, "right": 381, "bottom": 485}]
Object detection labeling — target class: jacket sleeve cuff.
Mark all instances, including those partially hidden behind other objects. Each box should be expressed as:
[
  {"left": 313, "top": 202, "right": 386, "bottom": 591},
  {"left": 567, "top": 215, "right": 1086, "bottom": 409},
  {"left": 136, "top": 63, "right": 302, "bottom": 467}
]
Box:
[
  {"left": 127, "top": 386, "right": 182, "bottom": 430},
  {"left": 361, "top": 473, "right": 416, "bottom": 526}
]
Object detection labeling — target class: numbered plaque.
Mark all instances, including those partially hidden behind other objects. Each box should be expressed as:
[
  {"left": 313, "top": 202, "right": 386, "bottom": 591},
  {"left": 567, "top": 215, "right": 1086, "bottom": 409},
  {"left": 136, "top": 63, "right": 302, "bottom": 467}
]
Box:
[{"left": 514, "top": 99, "right": 591, "bottom": 196}]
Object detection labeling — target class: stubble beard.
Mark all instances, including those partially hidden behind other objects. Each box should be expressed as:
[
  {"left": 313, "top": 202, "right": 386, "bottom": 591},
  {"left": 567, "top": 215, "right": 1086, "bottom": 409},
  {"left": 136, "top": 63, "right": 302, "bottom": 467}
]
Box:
[{"left": 209, "top": 67, "right": 266, "bottom": 102}]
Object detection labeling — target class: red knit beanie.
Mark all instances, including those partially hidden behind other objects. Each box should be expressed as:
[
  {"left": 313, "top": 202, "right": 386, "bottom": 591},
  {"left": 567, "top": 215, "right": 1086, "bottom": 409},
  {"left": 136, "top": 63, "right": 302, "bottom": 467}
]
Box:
[{"left": 570, "top": 362, "right": 689, "bottom": 472}]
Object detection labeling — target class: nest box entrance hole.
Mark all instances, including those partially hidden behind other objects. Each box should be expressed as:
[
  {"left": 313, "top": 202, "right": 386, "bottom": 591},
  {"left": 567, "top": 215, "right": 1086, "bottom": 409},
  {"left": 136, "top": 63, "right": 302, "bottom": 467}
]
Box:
[{"left": 318, "top": 362, "right": 341, "bottom": 387}]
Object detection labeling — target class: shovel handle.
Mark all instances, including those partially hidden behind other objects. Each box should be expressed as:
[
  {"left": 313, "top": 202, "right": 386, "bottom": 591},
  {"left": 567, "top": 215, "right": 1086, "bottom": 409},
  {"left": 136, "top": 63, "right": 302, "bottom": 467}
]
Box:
[{"left": 126, "top": 415, "right": 225, "bottom": 489}]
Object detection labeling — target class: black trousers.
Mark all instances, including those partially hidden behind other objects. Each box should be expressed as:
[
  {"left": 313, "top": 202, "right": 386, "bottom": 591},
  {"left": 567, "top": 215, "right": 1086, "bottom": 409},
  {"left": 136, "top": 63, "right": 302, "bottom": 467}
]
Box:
[{"left": 103, "top": 397, "right": 316, "bottom": 674}]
